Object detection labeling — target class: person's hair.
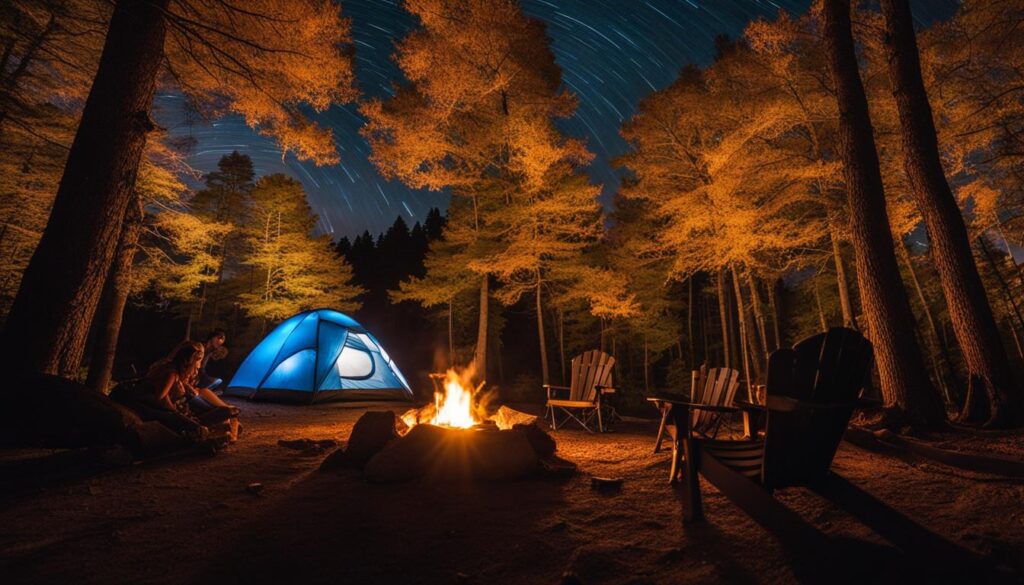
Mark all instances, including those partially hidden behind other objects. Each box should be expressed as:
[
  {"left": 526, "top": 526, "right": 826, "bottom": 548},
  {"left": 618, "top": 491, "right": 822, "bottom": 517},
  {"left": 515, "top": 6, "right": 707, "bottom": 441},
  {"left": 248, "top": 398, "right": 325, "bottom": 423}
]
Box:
[
  {"left": 205, "top": 329, "right": 227, "bottom": 343},
  {"left": 168, "top": 341, "right": 204, "bottom": 378}
]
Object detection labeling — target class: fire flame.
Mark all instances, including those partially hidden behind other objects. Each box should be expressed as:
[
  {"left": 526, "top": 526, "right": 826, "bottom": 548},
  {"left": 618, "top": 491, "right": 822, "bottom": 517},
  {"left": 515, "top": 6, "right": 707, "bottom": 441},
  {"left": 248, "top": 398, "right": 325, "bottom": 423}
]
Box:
[{"left": 402, "top": 368, "right": 485, "bottom": 430}]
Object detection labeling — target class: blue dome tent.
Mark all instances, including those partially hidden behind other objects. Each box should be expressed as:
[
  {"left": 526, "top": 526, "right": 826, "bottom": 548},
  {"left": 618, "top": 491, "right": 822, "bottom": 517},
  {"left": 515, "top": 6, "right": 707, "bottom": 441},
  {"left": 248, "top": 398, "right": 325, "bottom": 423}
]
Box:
[{"left": 225, "top": 309, "right": 414, "bottom": 403}]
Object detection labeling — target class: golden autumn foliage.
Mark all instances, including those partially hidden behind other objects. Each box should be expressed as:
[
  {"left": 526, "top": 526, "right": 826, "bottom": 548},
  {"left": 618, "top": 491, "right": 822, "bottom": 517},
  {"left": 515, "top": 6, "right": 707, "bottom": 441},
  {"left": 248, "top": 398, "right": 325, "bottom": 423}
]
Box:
[
  {"left": 162, "top": 0, "right": 358, "bottom": 164},
  {"left": 239, "top": 174, "right": 361, "bottom": 322}
]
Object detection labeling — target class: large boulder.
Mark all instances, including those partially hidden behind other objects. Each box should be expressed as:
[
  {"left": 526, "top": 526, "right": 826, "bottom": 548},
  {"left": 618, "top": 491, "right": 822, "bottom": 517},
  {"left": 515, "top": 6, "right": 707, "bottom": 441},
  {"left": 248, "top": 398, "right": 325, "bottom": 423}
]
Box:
[
  {"left": 0, "top": 373, "right": 143, "bottom": 450},
  {"left": 364, "top": 424, "right": 539, "bottom": 483},
  {"left": 324, "top": 411, "right": 400, "bottom": 470}
]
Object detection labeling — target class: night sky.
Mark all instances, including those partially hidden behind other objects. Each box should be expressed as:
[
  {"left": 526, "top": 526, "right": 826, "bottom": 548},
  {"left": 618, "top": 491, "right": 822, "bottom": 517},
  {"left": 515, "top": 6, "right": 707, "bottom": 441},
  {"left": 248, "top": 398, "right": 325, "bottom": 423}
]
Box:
[{"left": 154, "top": 0, "right": 958, "bottom": 240}]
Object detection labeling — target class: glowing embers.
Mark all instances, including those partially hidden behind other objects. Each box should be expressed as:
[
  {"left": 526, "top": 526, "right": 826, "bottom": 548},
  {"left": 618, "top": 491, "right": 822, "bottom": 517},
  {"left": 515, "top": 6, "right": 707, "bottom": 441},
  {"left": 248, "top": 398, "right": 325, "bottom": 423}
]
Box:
[{"left": 402, "top": 368, "right": 488, "bottom": 430}]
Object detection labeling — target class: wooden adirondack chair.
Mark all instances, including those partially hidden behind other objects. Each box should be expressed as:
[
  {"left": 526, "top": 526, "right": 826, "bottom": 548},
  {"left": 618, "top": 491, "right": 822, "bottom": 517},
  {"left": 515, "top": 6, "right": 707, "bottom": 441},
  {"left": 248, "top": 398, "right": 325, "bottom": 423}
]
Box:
[
  {"left": 651, "top": 366, "right": 740, "bottom": 454},
  {"left": 661, "top": 327, "right": 874, "bottom": 523},
  {"left": 544, "top": 350, "right": 616, "bottom": 433}
]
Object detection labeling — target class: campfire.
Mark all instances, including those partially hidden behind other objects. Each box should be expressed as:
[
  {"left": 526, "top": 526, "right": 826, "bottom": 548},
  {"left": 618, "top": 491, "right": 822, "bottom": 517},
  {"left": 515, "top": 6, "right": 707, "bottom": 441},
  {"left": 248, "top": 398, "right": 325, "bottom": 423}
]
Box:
[
  {"left": 400, "top": 368, "right": 500, "bottom": 431},
  {"left": 324, "top": 367, "right": 570, "bottom": 483}
]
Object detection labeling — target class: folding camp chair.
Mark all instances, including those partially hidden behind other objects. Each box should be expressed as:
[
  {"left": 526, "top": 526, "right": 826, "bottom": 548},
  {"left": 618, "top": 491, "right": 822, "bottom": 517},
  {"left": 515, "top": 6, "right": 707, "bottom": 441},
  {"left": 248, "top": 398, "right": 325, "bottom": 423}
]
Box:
[
  {"left": 651, "top": 366, "right": 740, "bottom": 454},
  {"left": 544, "top": 350, "right": 616, "bottom": 432}
]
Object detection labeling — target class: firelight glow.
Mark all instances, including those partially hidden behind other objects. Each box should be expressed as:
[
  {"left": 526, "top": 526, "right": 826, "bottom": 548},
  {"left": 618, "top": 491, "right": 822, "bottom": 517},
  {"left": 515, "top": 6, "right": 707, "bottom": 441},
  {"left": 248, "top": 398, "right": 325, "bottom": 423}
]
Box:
[
  {"left": 430, "top": 370, "right": 478, "bottom": 429},
  {"left": 400, "top": 368, "right": 484, "bottom": 430}
]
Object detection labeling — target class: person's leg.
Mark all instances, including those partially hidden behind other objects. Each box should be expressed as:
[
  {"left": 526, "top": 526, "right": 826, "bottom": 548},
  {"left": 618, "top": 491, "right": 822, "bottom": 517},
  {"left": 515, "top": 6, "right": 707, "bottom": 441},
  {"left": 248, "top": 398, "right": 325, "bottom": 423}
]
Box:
[{"left": 196, "top": 387, "right": 230, "bottom": 408}]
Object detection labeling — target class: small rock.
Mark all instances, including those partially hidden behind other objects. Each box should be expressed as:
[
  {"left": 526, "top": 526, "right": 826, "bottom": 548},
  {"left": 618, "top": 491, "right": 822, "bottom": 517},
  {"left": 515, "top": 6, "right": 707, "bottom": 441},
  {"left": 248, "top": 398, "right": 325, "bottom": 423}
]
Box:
[
  {"left": 590, "top": 477, "right": 623, "bottom": 492},
  {"left": 245, "top": 482, "right": 263, "bottom": 495},
  {"left": 539, "top": 456, "right": 577, "bottom": 479}
]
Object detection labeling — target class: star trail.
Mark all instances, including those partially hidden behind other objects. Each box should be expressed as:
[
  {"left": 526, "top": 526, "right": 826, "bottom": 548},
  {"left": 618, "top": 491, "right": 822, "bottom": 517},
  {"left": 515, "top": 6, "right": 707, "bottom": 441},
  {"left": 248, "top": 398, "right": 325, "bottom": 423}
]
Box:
[{"left": 154, "top": 0, "right": 958, "bottom": 240}]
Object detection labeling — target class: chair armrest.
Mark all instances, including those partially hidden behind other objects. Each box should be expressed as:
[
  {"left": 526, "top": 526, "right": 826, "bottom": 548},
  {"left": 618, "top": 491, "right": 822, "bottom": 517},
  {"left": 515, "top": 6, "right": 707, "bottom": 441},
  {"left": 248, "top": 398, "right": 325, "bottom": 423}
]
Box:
[
  {"left": 733, "top": 399, "right": 766, "bottom": 412},
  {"left": 595, "top": 385, "right": 616, "bottom": 394},
  {"left": 765, "top": 395, "right": 863, "bottom": 412},
  {"left": 544, "top": 384, "right": 570, "bottom": 400},
  {"left": 646, "top": 396, "right": 739, "bottom": 414}
]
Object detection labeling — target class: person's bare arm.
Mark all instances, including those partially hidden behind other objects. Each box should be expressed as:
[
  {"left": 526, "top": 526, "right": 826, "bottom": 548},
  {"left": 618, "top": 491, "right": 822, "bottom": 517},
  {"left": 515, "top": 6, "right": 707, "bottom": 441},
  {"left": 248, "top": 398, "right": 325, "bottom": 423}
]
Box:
[{"left": 155, "top": 372, "right": 178, "bottom": 411}]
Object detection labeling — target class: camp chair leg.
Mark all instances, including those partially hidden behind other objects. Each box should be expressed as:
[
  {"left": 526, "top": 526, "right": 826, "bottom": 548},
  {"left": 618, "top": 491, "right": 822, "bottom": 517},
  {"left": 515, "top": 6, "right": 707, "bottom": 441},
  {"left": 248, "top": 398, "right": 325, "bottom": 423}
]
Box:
[
  {"left": 596, "top": 402, "right": 604, "bottom": 433},
  {"left": 547, "top": 404, "right": 557, "bottom": 431},
  {"left": 654, "top": 404, "right": 669, "bottom": 454}
]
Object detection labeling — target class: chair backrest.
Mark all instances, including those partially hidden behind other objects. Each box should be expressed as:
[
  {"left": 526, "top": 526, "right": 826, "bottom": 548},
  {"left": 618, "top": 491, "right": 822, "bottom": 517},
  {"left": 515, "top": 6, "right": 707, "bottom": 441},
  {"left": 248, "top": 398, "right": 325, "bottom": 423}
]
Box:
[
  {"left": 762, "top": 327, "right": 873, "bottom": 489},
  {"left": 569, "top": 350, "right": 615, "bottom": 402},
  {"left": 691, "top": 367, "right": 740, "bottom": 435}
]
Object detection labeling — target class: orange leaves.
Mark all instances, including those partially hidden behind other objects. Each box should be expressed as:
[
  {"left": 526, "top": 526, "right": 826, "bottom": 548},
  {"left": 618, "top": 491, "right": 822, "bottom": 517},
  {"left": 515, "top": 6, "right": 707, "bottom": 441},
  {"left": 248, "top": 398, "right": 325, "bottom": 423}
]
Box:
[{"left": 163, "top": 0, "right": 357, "bottom": 165}]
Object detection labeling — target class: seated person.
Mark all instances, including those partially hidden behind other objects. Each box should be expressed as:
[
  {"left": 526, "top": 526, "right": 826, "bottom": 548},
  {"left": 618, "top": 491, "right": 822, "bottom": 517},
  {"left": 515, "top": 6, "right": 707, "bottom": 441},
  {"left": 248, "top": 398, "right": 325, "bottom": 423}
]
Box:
[
  {"left": 111, "top": 341, "right": 240, "bottom": 446},
  {"left": 110, "top": 341, "right": 210, "bottom": 441},
  {"left": 197, "top": 329, "right": 228, "bottom": 391}
]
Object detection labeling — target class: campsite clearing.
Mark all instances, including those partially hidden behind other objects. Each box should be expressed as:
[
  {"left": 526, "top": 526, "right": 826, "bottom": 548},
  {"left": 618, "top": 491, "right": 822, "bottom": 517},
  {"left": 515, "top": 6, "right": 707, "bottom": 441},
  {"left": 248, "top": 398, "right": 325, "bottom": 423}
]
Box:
[{"left": 1, "top": 401, "right": 1022, "bottom": 584}]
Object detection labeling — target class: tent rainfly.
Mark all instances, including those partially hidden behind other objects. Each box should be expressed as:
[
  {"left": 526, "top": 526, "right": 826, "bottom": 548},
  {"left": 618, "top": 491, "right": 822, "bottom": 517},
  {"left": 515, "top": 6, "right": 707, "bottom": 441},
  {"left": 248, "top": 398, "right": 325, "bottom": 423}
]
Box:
[{"left": 225, "top": 309, "right": 413, "bottom": 403}]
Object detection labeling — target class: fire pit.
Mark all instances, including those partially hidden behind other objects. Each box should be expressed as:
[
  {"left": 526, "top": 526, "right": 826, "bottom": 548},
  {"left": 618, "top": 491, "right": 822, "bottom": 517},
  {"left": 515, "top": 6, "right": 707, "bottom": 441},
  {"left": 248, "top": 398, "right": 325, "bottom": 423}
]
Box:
[{"left": 327, "top": 368, "right": 566, "bottom": 482}]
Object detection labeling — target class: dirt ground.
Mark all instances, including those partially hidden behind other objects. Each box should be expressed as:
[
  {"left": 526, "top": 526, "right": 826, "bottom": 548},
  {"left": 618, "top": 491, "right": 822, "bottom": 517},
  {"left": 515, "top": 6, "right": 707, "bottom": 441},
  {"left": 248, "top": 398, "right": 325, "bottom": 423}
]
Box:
[{"left": 1, "top": 400, "right": 1022, "bottom": 585}]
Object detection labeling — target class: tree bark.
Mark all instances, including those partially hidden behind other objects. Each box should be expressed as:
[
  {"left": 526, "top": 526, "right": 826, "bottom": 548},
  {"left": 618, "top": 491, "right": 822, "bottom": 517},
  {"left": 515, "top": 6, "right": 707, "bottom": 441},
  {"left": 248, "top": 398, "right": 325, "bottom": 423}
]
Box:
[
  {"left": 473, "top": 275, "right": 488, "bottom": 381},
  {"left": 880, "top": 0, "right": 1019, "bottom": 426},
  {"left": 687, "top": 275, "right": 695, "bottom": 367},
  {"left": 830, "top": 225, "right": 857, "bottom": 329},
  {"left": 822, "top": 0, "right": 946, "bottom": 428},
  {"left": 0, "top": 0, "right": 169, "bottom": 377},
  {"left": 558, "top": 308, "right": 566, "bottom": 384},
  {"left": 767, "top": 277, "right": 782, "bottom": 349},
  {"left": 86, "top": 197, "right": 143, "bottom": 393},
  {"left": 746, "top": 270, "right": 770, "bottom": 354},
  {"left": 535, "top": 277, "right": 549, "bottom": 385},
  {"left": 731, "top": 263, "right": 756, "bottom": 399},
  {"left": 813, "top": 276, "right": 829, "bottom": 333},
  {"left": 716, "top": 268, "right": 731, "bottom": 369}
]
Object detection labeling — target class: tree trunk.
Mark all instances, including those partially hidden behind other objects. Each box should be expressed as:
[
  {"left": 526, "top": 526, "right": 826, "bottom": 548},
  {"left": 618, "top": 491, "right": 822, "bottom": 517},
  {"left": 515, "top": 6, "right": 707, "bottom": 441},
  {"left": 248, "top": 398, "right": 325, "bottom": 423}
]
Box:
[
  {"left": 897, "top": 240, "right": 961, "bottom": 405},
  {"left": 813, "top": 276, "right": 829, "bottom": 332},
  {"left": 746, "top": 270, "right": 770, "bottom": 354},
  {"left": 0, "top": 0, "right": 169, "bottom": 377},
  {"left": 535, "top": 278, "right": 549, "bottom": 385},
  {"left": 822, "top": 0, "right": 946, "bottom": 429},
  {"left": 880, "top": 0, "right": 1019, "bottom": 426},
  {"left": 716, "top": 268, "right": 731, "bottom": 369},
  {"left": 643, "top": 333, "right": 650, "bottom": 394},
  {"left": 447, "top": 297, "right": 454, "bottom": 368},
  {"left": 558, "top": 308, "right": 566, "bottom": 384},
  {"left": 737, "top": 262, "right": 761, "bottom": 389},
  {"left": 473, "top": 275, "right": 488, "bottom": 380},
  {"left": 85, "top": 197, "right": 142, "bottom": 393},
  {"left": 767, "top": 277, "right": 782, "bottom": 349},
  {"left": 687, "top": 275, "right": 695, "bottom": 367},
  {"left": 978, "top": 236, "right": 1024, "bottom": 359},
  {"left": 830, "top": 226, "right": 857, "bottom": 329}
]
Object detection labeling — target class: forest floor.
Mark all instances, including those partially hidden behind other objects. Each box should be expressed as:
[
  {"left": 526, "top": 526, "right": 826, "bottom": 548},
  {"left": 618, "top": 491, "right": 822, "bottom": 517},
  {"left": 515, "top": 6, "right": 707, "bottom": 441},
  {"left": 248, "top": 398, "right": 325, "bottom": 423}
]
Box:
[{"left": 1, "top": 400, "right": 1023, "bottom": 585}]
